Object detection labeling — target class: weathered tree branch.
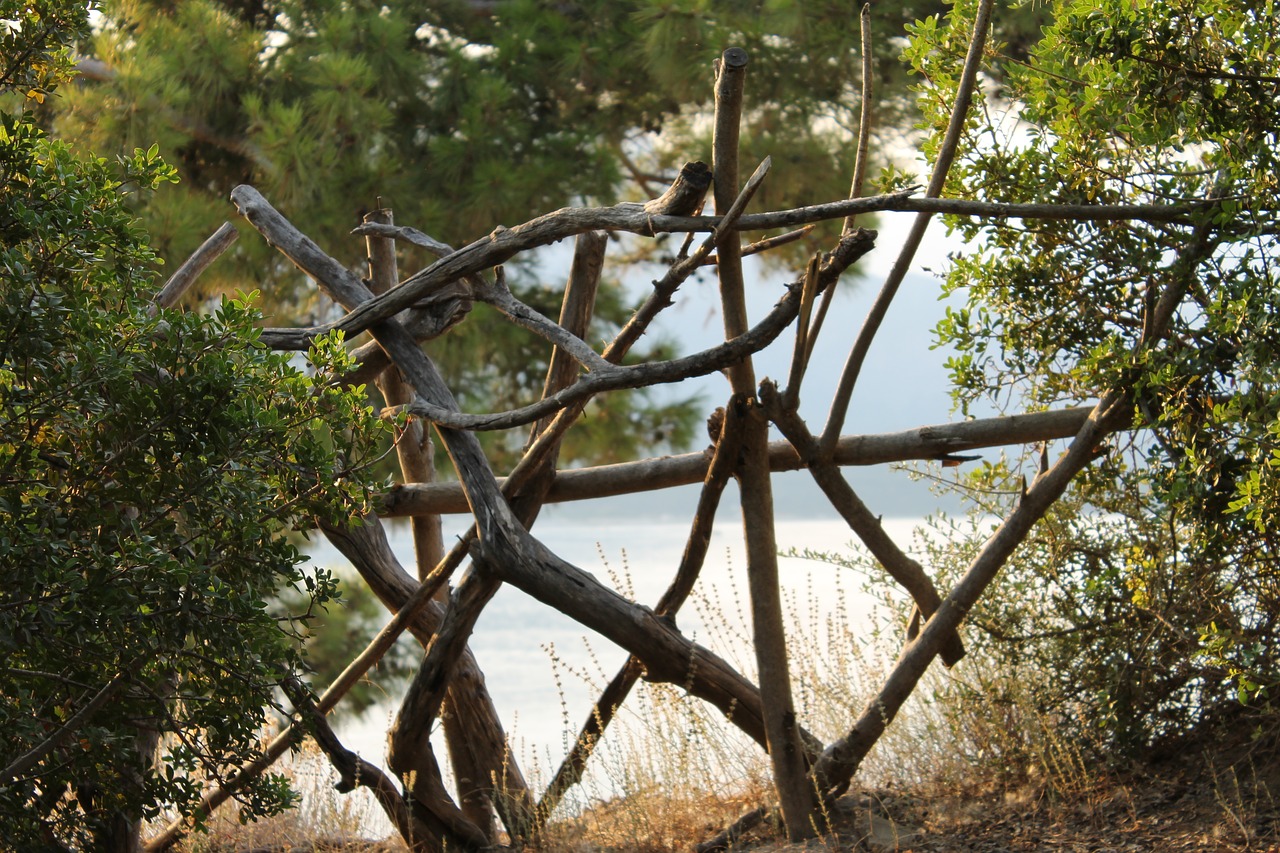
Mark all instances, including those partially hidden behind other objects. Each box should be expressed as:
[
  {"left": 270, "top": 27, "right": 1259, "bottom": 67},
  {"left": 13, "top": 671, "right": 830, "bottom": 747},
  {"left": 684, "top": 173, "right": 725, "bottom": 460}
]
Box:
[
  {"left": 712, "top": 44, "right": 817, "bottom": 839},
  {"left": 642, "top": 159, "right": 714, "bottom": 216},
  {"left": 320, "top": 517, "right": 532, "bottom": 838},
  {"left": 804, "top": 132, "right": 1215, "bottom": 804},
  {"left": 533, "top": 401, "right": 745, "bottom": 828},
  {"left": 818, "top": 0, "right": 996, "bottom": 458},
  {"left": 152, "top": 222, "right": 238, "bottom": 310},
  {"left": 224, "top": 185, "right": 820, "bottom": 843},
  {"left": 382, "top": 400, "right": 1107, "bottom": 517},
  {"left": 468, "top": 274, "right": 614, "bottom": 374},
  {"left": 364, "top": 208, "right": 514, "bottom": 841},
  {"left": 389, "top": 231, "right": 608, "bottom": 843},
  {"left": 761, "top": 381, "right": 965, "bottom": 667},
  {"left": 398, "top": 281, "right": 804, "bottom": 431},
  {"left": 284, "top": 676, "right": 415, "bottom": 845},
  {"left": 810, "top": 390, "right": 1131, "bottom": 792},
  {"left": 286, "top": 193, "right": 1202, "bottom": 344}
]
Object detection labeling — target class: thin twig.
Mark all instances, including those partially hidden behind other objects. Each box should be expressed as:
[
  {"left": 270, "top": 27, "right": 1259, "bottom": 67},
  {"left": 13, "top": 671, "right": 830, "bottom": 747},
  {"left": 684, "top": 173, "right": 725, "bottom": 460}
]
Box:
[
  {"left": 801, "top": 1, "right": 878, "bottom": 378},
  {"left": 700, "top": 225, "right": 815, "bottom": 265},
  {"left": 818, "top": 0, "right": 997, "bottom": 458},
  {"left": 1, "top": 672, "right": 128, "bottom": 785},
  {"left": 843, "top": 2, "right": 876, "bottom": 236}
]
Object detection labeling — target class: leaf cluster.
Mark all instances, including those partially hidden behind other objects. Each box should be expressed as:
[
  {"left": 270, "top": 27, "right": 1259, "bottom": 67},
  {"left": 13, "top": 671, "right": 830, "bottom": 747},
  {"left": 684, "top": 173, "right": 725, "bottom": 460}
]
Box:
[
  {"left": 0, "top": 41, "right": 390, "bottom": 845},
  {"left": 938, "top": 458, "right": 1276, "bottom": 757},
  {"left": 0, "top": 0, "right": 90, "bottom": 104},
  {"left": 910, "top": 0, "right": 1280, "bottom": 743}
]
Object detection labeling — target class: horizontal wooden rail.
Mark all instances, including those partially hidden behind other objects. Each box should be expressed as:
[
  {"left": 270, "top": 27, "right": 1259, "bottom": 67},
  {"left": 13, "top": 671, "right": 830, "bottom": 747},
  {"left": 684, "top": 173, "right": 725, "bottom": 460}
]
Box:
[{"left": 381, "top": 405, "right": 1110, "bottom": 516}]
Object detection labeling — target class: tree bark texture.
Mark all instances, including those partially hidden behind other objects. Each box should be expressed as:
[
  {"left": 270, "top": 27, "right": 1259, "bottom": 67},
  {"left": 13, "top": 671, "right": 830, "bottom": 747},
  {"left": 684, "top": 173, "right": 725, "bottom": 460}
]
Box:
[{"left": 713, "top": 46, "right": 819, "bottom": 839}]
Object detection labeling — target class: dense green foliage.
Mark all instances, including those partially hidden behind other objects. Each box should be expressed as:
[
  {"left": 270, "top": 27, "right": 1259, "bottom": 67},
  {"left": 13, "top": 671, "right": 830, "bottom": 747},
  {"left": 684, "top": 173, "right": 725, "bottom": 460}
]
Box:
[
  {"left": 60, "top": 0, "right": 984, "bottom": 279},
  {"left": 909, "top": 0, "right": 1280, "bottom": 752},
  {"left": 53, "top": 0, "right": 1053, "bottom": 470},
  {"left": 0, "top": 4, "right": 389, "bottom": 845}
]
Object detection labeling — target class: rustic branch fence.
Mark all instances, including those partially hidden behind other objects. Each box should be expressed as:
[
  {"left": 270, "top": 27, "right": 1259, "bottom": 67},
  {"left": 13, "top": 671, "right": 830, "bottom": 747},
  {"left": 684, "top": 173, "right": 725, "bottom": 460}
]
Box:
[{"left": 141, "top": 12, "right": 1210, "bottom": 850}]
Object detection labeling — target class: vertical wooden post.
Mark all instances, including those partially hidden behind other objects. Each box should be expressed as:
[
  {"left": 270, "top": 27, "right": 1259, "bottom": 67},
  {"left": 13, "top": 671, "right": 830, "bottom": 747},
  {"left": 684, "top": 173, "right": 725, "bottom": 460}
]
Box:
[
  {"left": 712, "top": 47, "right": 820, "bottom": 840},
  {"left": 364, "top": 209, "right": 446, "bottom": 580}
]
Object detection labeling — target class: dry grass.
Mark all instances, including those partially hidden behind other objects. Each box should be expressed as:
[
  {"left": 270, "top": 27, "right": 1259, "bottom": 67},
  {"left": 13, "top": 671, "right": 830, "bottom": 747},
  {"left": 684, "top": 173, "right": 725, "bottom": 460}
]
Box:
[
  {"left": 156, "top": 534, "right": 1280, "bottom": 852},
  {"left": 162, "top": 738, "right": 402, "bottom": 852}
]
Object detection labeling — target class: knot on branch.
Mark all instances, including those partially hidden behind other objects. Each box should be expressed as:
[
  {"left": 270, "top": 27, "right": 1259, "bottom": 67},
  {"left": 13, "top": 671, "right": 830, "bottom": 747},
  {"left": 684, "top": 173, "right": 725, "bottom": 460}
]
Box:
[
  {"left": 820, "top": 227, "right": 878, "bottom": 282},
  {"left": 706, "top": 406, "right": 726, "bottom": 444},
  {"left": 405, "top": 278, "right": 474, "bottom": 339},
  {"left": 644, "top": 161, "right": 714, "bottom": 217}
]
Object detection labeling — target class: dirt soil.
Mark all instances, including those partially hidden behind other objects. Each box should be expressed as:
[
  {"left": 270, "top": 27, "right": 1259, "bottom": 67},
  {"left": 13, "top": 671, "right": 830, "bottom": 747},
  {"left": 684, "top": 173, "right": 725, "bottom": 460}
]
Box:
[
  {"left": 189, "top": 721, "right": 1280, "bottom": 852},
  {"left": 726, "top": 728, "right": 1280, "bottom": 853}
]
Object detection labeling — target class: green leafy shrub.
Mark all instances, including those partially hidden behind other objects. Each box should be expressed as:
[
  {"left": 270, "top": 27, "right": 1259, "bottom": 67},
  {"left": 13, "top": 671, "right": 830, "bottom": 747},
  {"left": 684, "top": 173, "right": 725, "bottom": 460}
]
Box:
[{"left": 0, "top": 9, "right": 390, "bottom": 843}]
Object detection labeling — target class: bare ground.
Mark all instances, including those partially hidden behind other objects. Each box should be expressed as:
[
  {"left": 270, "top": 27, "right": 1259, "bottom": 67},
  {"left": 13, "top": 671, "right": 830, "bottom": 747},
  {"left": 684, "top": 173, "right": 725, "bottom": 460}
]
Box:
[
  {"left": 724, "top": 725, "right": 1280, "bottom": 853},
  {"left": 186, "top": 719, "right": 1280, "bottom": 852}
]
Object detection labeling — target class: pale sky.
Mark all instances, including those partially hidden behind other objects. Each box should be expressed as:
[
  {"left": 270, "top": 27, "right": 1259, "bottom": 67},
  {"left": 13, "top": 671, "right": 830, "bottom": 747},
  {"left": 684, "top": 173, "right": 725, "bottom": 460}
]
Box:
[{"left": 533, "top": 207, "right": 985, "bottom": 520}]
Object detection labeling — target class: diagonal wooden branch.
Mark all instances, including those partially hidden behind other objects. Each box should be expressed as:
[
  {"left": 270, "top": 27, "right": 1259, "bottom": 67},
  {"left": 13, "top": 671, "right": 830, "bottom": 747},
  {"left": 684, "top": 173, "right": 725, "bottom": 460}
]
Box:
[
  {"left": 285, "top": 193, "right": 1200, "bottom": 345},
  {"left": 258, "top": 278, "right": 472, "bottom": 353},
  {"left": 223, "top": 184, "right": 819, "bottom": 830},
  {"left": 818, "top": 0, "right": 997, "bottom": 458},
  {"left": 784, "top": 254, "right": 822, "bottom": 412},
  {"left": 532, "top": 399, "right": 747, "bottom": 829},
  {"left": 144, "top": 530, "right": 466, "bottom": 851},
  {"left": 364, "top": 208, "right": 517, "bottom": 840},
  {"left": 373, "top": 158, "right": 786, "bottom": 438},
  {"left": 809, "top": 390, "right": 1131, "bottom": 792},
  {"left": 283, "top": 676, "right": 414, "bottom": 844},
  {"left": 152, "top": 222, "right": 238, "bottom": 310},
  {"left": 398, "top": 278, "right": 807, "bottom": 431},
  {"left": 803, "top": 171, "right": 1219, "bottom": 806},
  {"left": 385, "top": 238, "right": 607, "bottom": 822},
  {"left": 359, "top": 217, "right": 814, "bottom": 271},
  {"left": 257, "top": 184, "right": 777, "bottom": 837},
  {"left": 798, "top": 1, "right": 877, "bottom": 391},
  {"left": 338, "top": 176, "right": 730, "bottom": 393},
  {"left": 760, "top": 381, "right": 965, "bottom": 666},
  {"left": 319, "top": 516, "right": 531, "bottom": 838},
  {"left": 366, "top": 168, "right": 796, "bottom": 798},
  {"left": 468, "top": 274, "right": 614, "bottom": 374},
  {"left": 843, "top": 2, "right": 876, "bottom": 238},
  {"left": 393, "top": 203, "right": 864, "bottom": 435}
]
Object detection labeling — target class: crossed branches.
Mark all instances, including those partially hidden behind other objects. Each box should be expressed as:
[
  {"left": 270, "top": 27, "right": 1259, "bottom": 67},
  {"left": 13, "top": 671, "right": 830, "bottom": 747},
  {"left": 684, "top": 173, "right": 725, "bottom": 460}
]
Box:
[{"left": 140, "top": 22, "right": 1219, "bottom": 852}]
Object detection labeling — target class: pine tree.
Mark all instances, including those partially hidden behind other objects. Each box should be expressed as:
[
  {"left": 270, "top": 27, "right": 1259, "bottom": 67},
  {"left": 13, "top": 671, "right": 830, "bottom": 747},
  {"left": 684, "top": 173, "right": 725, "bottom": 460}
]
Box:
[{"left": 55, "top": 0, "right": 1045, "bottom": 467}]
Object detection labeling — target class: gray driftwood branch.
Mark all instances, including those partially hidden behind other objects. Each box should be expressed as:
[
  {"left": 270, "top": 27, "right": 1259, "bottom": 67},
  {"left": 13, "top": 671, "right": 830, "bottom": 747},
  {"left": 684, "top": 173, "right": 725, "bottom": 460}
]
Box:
[
  {"left": 301, "top": 191, "right": 1202, "bottom": 343},
  {"left": 222, "top": 182, "right": 816, "bottom": 824},
  {"left": 381, "top": 404, "right": 1107, "bottom": 515}
]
